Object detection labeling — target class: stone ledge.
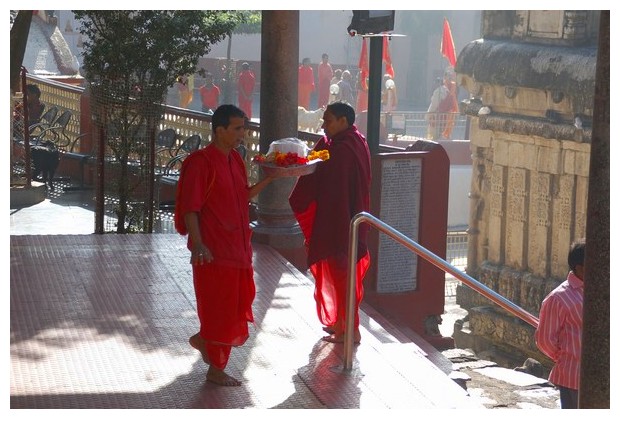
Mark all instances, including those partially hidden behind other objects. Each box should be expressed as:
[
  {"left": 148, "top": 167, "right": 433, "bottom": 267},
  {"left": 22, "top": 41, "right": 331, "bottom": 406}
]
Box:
[{"left": 10, "top": 182, "right": 46, "bottom": 209}]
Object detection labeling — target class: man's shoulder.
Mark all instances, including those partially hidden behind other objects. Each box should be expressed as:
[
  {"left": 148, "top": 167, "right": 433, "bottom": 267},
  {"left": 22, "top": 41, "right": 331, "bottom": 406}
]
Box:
[
  {"left": 184, "top": 146, "right": 211, "bottom": 163},
  {"left": 545, "top": 279, "right": 573, "bottom": 300}
]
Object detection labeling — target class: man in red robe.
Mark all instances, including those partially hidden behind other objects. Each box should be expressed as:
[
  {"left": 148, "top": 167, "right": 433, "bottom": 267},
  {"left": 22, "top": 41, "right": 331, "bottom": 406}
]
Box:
[
  {"left": 199, "top": 72, "right": 220, "bottom": 113},
  {"left": 298, "top": 57, "right": 315, "bottom": 109},
  {"left": 175, "top": 104, "right": 275, "bottom": 386},
  {"left": 289, "top": 102, "right": 372, "bottom": 343},
  {"left": 317, "top": 53, "right": 333, "bottom": 108},
  {"left": 237, "top": 62, "right": 255, "bottom": 119}
]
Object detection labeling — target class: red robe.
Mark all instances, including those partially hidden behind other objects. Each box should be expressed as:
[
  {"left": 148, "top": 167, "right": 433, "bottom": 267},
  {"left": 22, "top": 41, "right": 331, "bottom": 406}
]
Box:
[
  {"left": 175, "top": 145, "right": 255, "bottom": 366},
  {"left": 237, "top": 70, "right": 255, "bottom": 119},
  {"left": 317, "top": 62, "right": 333, "bottom": 108},
  {"left": 298, "top": 65, "right": 315, "bottom": 109},
  {"left": 199, "top": 84, "right": 220, "bottom": 111},
  {"left": 289, "top": 125, "right": 372, "bottom": 330}
]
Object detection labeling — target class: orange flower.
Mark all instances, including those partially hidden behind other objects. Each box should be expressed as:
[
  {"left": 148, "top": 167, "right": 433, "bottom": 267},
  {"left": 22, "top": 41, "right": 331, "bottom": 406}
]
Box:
[{"left": 307, "top": 149, "right": 330, "bottom": 161}]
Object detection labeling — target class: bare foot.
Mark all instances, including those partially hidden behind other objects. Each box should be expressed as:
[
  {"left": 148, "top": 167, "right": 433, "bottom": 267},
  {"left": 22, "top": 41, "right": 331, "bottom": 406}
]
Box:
[
  {"left": 321, "top": 330, "right": 361, "bottom": 344},
  {"left": 322, "top": 321, "right": 343, "bottom": 335},
  {"left": 206, "top": 367, "right": 242, "bottom": 386},
  {"left": 189, "top": 334, "right": 210, "bottom": 364}
]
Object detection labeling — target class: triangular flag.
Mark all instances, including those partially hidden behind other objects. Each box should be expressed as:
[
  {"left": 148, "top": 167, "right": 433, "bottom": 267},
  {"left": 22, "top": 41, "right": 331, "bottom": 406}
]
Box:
[
  {"left": 358, "top": 38, "right": 369, "bottom": 91},
  {"left": 441, "top": 18, "right": 457, "bottom": 67},
  {"left": 382, "top": 36, "right": 395, "bottom": 78}
]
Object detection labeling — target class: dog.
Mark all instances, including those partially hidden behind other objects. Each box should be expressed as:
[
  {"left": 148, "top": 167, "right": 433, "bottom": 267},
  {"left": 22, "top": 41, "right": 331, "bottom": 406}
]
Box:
[
  {"left": 30, "top": 140, "right": 60, "bottom": 190},
  {"left": 297, "top": 106, "right": 325, "bottom": 133}
]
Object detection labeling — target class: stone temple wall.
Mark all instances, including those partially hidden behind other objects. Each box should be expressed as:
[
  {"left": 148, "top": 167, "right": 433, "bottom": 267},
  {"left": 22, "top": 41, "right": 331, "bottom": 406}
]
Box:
[{"left": 452, "top": 10, "right": 599, "bottom": 366}]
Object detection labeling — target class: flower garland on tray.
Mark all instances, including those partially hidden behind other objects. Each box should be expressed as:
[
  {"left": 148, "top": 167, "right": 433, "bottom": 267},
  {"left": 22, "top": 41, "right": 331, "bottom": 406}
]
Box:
[{"left": 253, "top": 149, "right": 329, "bottom": 167}]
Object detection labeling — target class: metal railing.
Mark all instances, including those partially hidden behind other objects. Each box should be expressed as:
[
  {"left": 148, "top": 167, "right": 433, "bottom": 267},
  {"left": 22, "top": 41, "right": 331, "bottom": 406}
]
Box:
[
  {"left": 343, "top": 211, "right": 539, "bottom": 371},
  {"left": 384, "top": 111, "right": 469, "bottom": 141}
]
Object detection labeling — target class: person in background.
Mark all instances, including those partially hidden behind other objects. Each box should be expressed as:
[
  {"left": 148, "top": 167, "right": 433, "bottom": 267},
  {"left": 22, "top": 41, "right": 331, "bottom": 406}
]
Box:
[
  {"left": 355, "top": 71, "right": 368, "bottom": 113},
  {"left": 426, "top": 76, "right": 449, "bottom": 140},
  {"left": 237, "top": 62, "right": 256, "bottom": 120},
  {"left": 381, "top": 74, "right": 398, "bottom": 113},
  {"left": 289, "top": 102, "right": 372, "bottom": 344},
  {"left": 26, "top": 83, "right": 46, "bottom": 125},
  {"left": 328, "top": 69, "right": 343, "bottom": 105},
  {"left": 535, "top": 239, "right": 586, "bottom": 409},
  {"left": 177, "top": 75, "right": 194, "bottom": 109},
  {"left": 337, "top": 70, "right": 355, "bottom": 106},
  {"left": 298, "top": 57, "right": 315, "bottom": 109},
  {"left": 440, "top": 73, "right": 459, "bottom": 139},
  {"left": 175, "top": 104, "right": 276, "bottom": 386},
  {"left": 199, "top": 72, "right": 220, "bottom": 114},
  {"left": 13, "top": 83, "right": 46, "bottom": 142},
  {"left": 317, "top": 53, "right": 333, "bottom": 108}
]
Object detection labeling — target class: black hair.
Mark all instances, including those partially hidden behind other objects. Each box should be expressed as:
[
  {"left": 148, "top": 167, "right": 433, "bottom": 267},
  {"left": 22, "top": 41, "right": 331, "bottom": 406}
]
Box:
[
  {"left": 326, "top": 102, "right": 355, "bottom": 126},
  {"left": 26, "top": 84, "right": 41, "bottom": 98},
  {"left": 568, "top": 239, "right": 586, "bottom": 272},
  {"left": 212, "top": 104, "right": 246, "bottom": 131}
]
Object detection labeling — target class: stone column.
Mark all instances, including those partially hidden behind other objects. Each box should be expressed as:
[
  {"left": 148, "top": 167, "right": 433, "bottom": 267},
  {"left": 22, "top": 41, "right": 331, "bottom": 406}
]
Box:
[
  {"left": 580, "top": 10, "right": 609, "bottom": 409},
  {"left": 251, "top": 11, "right": 307, "bottom": 271}
]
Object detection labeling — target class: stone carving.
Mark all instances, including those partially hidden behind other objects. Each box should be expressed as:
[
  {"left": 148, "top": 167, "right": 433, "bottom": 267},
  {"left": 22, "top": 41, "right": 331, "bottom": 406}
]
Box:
[{"left": 454, "top": 10, "right": 597, "bottom": 366}]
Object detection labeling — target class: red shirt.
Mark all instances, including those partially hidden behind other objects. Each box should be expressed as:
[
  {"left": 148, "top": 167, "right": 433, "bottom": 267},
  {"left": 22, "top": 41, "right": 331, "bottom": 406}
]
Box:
[
  {"left": 174, "top": 145, "right": 255, "bottom": 347},
  {"left": 199, "top": 84, "right": 220, "bottom": 110},
  {"left": 535, "top": 271, "right": 584, "bottom": 390},
  {"left": 175, "top": 144, "right": 252, "bottom": 268}
]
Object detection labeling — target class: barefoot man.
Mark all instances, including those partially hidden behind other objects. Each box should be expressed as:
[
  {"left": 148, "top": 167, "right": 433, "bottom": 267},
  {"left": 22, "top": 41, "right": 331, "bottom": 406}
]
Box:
[
  {"left": 175, "top": 105, "right": 275, "bottom": 385},
  {"left": 289, "top": 102, "right": 372, "bottom": 343}
]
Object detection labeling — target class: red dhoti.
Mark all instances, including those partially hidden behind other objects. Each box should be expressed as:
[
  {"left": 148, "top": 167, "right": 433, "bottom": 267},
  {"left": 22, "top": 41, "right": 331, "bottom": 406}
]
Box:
[{"left": 192, "top": 262, "right": 255, "bottom": 369}]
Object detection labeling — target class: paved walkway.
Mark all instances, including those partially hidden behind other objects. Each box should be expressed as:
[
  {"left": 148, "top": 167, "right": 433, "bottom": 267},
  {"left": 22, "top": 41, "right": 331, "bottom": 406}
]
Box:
[
  {"left": 9, "top": 186, "right": 484, "bottom": 412},
  {"left": 10, "top": 233, "right": 479, "bottom": 410},
  {"left": 9, "top": 184, "right": 564, "bottom": 420}
]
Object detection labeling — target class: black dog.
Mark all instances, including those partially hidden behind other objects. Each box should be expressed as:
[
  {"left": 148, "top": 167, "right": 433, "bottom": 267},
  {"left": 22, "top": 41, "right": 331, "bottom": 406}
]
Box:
[{"left": 31, "top": 141, "right": 60, "bottom": 190}]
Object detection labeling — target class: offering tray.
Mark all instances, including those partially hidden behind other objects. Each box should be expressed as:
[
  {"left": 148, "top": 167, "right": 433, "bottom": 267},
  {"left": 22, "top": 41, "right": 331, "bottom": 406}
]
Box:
[{"left": 257, "top": 158, "right": 323, "bottom": 177}]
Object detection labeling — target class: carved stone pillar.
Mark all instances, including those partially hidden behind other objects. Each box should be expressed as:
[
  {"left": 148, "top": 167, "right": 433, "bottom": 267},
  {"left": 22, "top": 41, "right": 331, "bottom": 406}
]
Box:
[{"left": 454, "top": 10, "right": 600, "bottom": 368}]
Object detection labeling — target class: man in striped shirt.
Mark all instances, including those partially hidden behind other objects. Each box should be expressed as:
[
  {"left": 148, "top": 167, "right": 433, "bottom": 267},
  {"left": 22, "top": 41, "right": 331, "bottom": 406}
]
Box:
[{"left": 535, "top": 239, "right": 586, "bottom": 409}]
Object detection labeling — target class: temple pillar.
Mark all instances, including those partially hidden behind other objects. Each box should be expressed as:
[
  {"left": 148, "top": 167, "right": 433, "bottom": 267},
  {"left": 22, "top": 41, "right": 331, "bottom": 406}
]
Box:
[{"left": 251, "top": 11, "right": 307, "bottom": 271}]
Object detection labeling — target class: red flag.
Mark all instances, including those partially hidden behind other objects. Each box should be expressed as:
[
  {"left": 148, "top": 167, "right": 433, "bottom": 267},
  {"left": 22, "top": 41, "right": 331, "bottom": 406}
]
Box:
[
  {"left": 358, "top": 37, "right": 369, "bottom": 91},
  {"left": 382, "top": 36, "right": 395, "bottom": 78},
  {"left": 441, "top": 18, "right": 457, "bottom": 67}
]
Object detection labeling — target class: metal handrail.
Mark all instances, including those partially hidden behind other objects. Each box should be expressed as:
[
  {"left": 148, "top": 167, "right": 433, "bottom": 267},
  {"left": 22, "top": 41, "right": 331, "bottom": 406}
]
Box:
[{"left": 343, "top": 211, "right": 540, "bottom": 371}]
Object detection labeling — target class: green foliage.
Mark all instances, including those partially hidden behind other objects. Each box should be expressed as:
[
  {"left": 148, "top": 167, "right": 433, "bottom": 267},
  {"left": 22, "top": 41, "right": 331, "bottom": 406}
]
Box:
[
  {"left": 234, "top": 11, "right": 261, "bottom": 35},
  {"left": 73, "top": 10, "right": 245, "bottom": 91},
  {"left": 72, "top": 10, "right": 246, "bottom": 233}
]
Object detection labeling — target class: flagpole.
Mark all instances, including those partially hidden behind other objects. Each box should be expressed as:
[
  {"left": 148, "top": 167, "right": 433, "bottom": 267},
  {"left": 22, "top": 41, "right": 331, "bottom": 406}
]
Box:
[{"left": 366, "top": 36, "right": 383, "bottom": 156}]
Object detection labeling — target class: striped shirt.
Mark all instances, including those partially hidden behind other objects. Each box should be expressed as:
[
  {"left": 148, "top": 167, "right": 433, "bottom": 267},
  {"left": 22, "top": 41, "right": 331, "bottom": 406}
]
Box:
[{"left": 535, "top": 271, "right": 584, "bottom": 390}]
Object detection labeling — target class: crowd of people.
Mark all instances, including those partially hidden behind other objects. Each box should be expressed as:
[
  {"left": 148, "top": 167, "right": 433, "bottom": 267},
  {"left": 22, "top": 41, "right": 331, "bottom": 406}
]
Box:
[
  {"left": 299, "top": 53, "right": 396, "bottom": 114},
  {"left": 175, "top": 53, "right": 409, "bottom": 122},
  {"left": 175, "top": 56, "right": 462, "bottom": 141}
]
